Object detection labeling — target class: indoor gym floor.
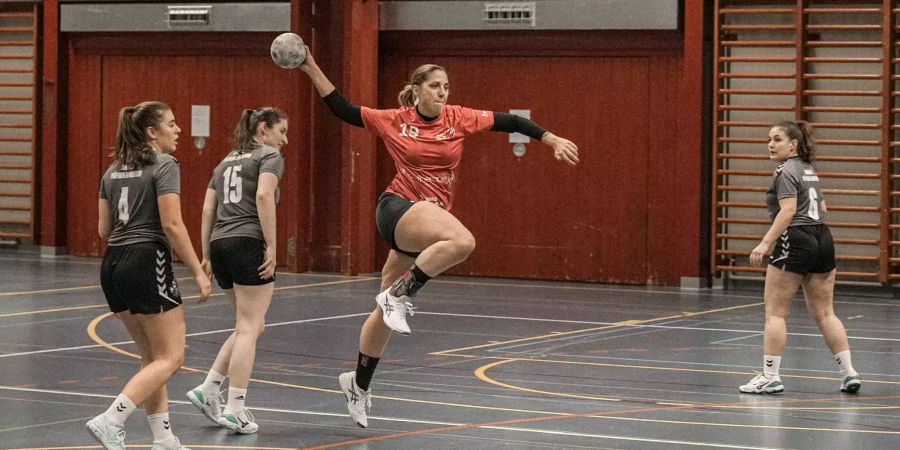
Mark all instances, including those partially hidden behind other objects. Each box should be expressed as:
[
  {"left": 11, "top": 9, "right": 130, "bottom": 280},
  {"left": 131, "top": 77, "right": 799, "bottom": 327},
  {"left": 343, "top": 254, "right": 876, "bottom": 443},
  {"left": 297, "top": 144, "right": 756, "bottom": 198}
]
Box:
[{"left": 1, "top": 250, "right": 899, "bottom": 449}]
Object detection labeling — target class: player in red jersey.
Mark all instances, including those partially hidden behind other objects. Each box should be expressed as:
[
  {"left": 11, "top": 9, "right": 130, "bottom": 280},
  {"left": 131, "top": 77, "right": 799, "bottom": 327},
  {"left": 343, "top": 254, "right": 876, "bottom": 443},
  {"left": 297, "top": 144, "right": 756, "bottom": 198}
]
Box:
[{"left": 299, "top": 49, "right": 578, "bottom": 428}]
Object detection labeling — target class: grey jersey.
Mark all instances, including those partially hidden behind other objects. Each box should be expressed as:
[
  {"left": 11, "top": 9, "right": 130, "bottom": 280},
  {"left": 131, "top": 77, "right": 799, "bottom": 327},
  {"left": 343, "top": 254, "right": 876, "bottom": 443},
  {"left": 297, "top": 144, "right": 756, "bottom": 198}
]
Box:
[
  {"left": 209, "top": 145, "right": 284, "bottom": 242},
  {"left": 99, "top": 153, "right": 181, "bottom": 247},
  {"left": 766, "top": 157, "right": 825, "bottom": 226}
]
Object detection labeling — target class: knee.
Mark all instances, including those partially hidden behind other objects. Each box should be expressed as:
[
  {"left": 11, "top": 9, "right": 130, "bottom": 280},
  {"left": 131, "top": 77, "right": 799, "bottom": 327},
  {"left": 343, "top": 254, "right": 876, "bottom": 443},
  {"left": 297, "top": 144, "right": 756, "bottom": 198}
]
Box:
[
  {"left": 453, "top": 231, "right": 476, "bottom": 258},
  {"left": 157, "top": 353, "right": 184, "bottom": 375},
  {"left": 235, "top": 321, "right": 265, "bottom": 339}
]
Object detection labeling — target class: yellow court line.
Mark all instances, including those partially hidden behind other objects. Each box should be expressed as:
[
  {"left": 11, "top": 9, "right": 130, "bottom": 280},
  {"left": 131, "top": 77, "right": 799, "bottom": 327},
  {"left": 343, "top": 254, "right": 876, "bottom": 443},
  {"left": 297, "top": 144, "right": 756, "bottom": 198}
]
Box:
[
  {"left": 1, "top": 277, "right": 375, "bottom": 319},
  {"left": 432, "top": 300, "right": 764, "bottom": 355},
  {"left": 0, "top": 303, "right": 108, "bottom": 319},
  {"left": 587, "top": 413, "right": 900, "bottom": 435},
  {"left": 475, "top": 359, "right": 623, "bottom": 402},
  {"left": 86, "top": 307, "right": 571, "bottom": 419},
  {"left": 470, "top": 354, "right": 900, "bottom": 386}
]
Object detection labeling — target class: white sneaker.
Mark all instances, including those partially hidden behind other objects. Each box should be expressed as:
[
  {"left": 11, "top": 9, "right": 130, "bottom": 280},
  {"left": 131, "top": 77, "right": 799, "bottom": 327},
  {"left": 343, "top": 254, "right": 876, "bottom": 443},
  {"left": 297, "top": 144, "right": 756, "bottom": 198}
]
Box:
[
  {"left": 218, "top": 407, "right": 258, "bottom": 434},
  {"left": 186, "top": 386, "right": 223, "bottom": 423},
  {"left": 338, "top": 371, "right": 372, "bottom": 428},
  {"left": 151, "top": 436, "right": 191, "bottom": 450},
  {"left": 85, "top": 414, "right": 126, "bottom": 450},
  {"left": 376, "top": 288, "right": 415, "bottom": 335},
  {"left": 739, "top": 373, "right": 785, "bottom": 394},
  {"left": 841, "top": 374, "right": 862, "bottom": 393}
]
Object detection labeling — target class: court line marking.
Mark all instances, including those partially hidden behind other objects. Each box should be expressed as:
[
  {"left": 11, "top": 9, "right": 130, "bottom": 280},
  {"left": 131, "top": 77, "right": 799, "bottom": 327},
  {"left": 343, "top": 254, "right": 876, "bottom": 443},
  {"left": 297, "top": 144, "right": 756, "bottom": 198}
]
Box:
[
  {"left": 303, "top": 392, "right": 900, "bottom": 450},
  {"left": 0, "top": 277, "right": 375, "bottom": 319},
  {"left": 432, "top": 301, "right": 765, "bottom": 355},
  {"left": 469, "top": 355, "right": 900, "bottom": 386}
]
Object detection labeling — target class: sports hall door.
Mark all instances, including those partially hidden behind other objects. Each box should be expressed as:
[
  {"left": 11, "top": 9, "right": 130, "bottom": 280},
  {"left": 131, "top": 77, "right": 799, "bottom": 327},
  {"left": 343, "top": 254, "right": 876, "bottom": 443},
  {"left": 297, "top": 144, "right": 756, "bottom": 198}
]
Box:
[
  {"left": 378, "top": 56, "right": 652, "bottom": 283},
  {"left": 65, "top": 38, "right": 307, "bottom": 266}
]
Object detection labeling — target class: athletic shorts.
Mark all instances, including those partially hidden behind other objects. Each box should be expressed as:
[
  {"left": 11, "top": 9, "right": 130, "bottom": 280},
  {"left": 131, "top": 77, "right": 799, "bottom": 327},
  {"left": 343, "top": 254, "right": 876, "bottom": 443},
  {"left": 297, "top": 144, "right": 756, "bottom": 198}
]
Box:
[
  {"left": 376, "top": 192, "right": 421, "bottom": 258},
  {"left": 209, "top": 236, "right": 274, "bottom": 290},
  {"left": 100, "top": 241, "right": 183, "bottom": 315},
  {"left": 768, "top": 223, "right": 836, "bottom": 275}
]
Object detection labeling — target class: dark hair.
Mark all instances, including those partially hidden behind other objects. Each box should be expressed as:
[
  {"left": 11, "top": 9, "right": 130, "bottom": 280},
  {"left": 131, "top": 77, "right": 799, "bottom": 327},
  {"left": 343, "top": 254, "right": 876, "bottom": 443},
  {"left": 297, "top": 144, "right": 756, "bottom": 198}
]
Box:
[
  {"left": 232, "top": 107, "right": 288, "bottom": 153},
  {"left": 773, "top": 120, "right": 817, "bottom": 163},
  {"left": 397, "top": 64, "right": 447, "bottom": 107},
  {"left": 112, "top": 101, "right": 170, "bottom": 167}
]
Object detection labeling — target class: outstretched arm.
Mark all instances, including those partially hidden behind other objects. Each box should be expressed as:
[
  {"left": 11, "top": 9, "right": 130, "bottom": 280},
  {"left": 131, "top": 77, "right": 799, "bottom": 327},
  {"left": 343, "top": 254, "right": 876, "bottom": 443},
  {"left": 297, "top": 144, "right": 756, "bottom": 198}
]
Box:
[
  {"left": 299, "top": 46, "right": 364, "bottom": 127},
  {"left": 492, "top": 112, "right": 579, "bottom": 165}
]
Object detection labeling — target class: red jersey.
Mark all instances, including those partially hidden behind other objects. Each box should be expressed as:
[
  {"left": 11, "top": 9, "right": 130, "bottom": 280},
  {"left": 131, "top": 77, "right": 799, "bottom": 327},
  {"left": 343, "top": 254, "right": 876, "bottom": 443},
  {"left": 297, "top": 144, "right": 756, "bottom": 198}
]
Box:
[{"left": 361, "top": 105, "right": 495, "bottom": 211}]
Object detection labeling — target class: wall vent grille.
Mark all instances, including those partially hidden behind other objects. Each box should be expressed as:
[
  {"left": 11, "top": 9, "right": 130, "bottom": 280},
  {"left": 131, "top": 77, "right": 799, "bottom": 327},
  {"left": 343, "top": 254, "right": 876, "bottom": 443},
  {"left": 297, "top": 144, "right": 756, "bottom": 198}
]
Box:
[{"left": 483, "top": 2, "right": 535, "bottom": 26}]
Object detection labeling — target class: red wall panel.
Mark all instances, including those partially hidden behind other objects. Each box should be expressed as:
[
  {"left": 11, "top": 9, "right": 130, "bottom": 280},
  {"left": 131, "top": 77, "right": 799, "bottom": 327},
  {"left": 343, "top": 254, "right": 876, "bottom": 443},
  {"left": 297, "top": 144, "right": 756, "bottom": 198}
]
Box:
[
  {"left": 376, "top": 27, "right": 703, "bottom": 285},
  {"left": 65, "top": 36, "right": 309, "bottom": 267}
]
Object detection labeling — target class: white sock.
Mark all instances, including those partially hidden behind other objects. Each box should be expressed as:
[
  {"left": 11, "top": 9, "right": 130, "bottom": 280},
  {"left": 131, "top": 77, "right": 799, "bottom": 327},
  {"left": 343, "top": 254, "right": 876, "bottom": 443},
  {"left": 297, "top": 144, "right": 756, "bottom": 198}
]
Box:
[
  {"left": 201, "top": 368, "right": 227, "bottom": 393},
  {"left": 834, "top": 350, "right": 857, "bottom": 377},
  {"left": 147, "top": 412, "right": 175, "bottom": 442},
  {"left": 763, "top": 355, "right": 781, "bottom": 378},
  {"left": 226, "top": 387, "right": 247, "bottom": 413},
  {"left": 102, "top": 393, "right": 136, "bottom": 425}
]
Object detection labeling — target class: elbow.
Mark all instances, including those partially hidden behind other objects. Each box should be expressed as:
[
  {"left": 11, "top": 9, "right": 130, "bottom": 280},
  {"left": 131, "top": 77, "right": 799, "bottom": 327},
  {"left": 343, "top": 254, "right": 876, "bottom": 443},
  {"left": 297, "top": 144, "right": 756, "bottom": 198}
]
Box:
[
  {"left": 256, "top": 191, "right": 275, "bottom": 204},
  {"left": 162, "top": 220, "right": 183, "bottom": 235}
]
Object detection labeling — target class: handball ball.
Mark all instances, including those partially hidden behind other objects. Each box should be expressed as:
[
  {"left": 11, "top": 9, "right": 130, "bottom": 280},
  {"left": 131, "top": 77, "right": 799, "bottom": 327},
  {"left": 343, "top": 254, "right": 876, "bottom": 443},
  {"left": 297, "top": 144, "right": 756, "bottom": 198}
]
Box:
[{"left": 270, "top": 32, "right": 306, "bottom": 69}]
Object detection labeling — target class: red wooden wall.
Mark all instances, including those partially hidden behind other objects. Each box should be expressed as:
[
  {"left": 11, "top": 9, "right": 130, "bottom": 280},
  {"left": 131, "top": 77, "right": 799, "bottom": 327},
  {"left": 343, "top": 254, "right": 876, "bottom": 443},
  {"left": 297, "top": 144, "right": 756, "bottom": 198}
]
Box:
[
  {"left": 63, "top": 34, "right": 310, "bottom": 271},
  {"left": 43, "top": 0, "right": 707, "bottom": 285},
  {"left": 376, "top": 25, "right": 706, "bottom": 284}
]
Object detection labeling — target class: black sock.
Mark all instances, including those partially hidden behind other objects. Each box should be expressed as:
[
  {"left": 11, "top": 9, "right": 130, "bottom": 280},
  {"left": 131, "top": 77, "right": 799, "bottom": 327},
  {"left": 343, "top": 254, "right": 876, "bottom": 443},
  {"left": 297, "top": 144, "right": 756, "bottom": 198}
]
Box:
[
  {"left": 355, "top": 352, "right": 379, "bottom": 391},
  {"left": 389, "top": 264, "right": 433, "bottom": 297}
]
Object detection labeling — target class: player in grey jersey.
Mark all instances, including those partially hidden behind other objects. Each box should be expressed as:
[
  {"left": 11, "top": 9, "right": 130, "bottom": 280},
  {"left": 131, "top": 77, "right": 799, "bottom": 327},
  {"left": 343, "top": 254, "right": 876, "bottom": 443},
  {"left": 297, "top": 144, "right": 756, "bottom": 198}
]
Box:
[
  {"left": 88, "top": 102, "right": 211, "bottom": 450},
  {"left": 740, "top": 120, "right": 860, "bottom": 395},
  {"left": 186, "top": 107, "right": 287, "bottom": 434}
]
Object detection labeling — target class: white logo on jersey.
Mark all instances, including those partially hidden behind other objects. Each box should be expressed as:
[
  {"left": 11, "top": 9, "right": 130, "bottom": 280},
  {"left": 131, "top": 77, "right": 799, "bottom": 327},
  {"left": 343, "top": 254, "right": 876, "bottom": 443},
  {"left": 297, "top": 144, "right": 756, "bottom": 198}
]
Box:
[{"left": 436, "top": 127, "right": 456, "bottom": 140}]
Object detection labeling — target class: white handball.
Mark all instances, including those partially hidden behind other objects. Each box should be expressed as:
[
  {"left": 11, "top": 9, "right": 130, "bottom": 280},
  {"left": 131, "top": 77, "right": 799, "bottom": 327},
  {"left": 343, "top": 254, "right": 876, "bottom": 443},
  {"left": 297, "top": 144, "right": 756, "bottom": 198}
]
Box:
[{"left": 270, "top": 32, "right": 306, "bottom": 69}]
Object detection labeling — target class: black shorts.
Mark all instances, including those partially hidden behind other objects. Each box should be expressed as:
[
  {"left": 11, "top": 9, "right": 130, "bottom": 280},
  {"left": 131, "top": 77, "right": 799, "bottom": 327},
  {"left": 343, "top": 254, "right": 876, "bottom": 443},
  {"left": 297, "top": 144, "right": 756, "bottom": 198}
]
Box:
[
  {"left": 209, "top": 237, "right": 275, "bottom": 290},
  {"left": 376, "top": 192, "right": 420, "bottom": 258},
  {"left": 100, "top": 242, "right": 183, "bottom": 315},
  {"left": 768, "top": 223, "right": 836, "bottom": 275}
]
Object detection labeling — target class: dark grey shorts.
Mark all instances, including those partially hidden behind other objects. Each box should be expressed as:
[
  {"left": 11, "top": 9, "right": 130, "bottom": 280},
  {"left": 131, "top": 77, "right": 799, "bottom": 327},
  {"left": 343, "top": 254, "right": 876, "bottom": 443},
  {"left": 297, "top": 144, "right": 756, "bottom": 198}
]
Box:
[
  {"left": 209, "top": 236, "right": 275, "bottom": 290},
  {"left": 769, "top": 224, "right": 836, "bottom": 275},
  {"left": 376, "top": 192, "right": 421, "bottom": 258},
  {"left": 100, "top": 241, "right": 183, "bottom": 315}
]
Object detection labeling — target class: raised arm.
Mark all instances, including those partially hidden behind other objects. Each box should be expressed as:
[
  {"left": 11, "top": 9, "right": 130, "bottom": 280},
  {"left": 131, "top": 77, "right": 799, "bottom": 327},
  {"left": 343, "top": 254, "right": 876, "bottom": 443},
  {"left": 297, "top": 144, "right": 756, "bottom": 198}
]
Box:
[
  {"left": 492, "top": 112, "right": 579, "bottom": 165},
  {"left": 298, "top": 46, "right": 364, "bottom": 128}
]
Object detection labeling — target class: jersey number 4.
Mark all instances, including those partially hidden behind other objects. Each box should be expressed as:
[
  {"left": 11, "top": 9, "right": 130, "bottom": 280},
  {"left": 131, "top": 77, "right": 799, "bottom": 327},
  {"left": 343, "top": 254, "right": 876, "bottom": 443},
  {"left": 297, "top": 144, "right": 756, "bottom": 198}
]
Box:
[
  {"left": 117, "top": 186, "right": 130, "bottom": 224},
  {"left": 223, "top": 166, "right": 243, "bottom": 204}
]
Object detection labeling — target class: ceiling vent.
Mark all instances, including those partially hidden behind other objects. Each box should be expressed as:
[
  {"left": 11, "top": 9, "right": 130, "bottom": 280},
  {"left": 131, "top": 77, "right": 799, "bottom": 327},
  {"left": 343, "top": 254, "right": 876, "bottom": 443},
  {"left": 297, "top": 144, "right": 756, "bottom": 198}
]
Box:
[
  {"left": 484, "top": 2, "right": 535, "bottom": 26},
  {"left": 167, "top": 5, "right": 212, "bottom": 27}
]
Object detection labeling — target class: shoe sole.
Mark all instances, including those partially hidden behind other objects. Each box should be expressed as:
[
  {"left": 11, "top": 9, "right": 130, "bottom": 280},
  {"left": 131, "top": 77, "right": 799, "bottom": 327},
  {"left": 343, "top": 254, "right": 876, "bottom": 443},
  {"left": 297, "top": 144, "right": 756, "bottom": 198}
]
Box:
[
  {"left": 376, "top": 293, "right": 411, "bottom": 335},
  {"left": 841, "top": 382, "right": 861, "bottom": 393},
  {"left": 86, "top": 421, "right": 122, "bottom": 450},
  {"left": 218, "top": 418, "right": 258, "bottom": 434},
  {"left": 739, "top": 387, "right": 784, "bottom": 394},
  {"left": 338, "top": 374, "right": 368, "bottom": 428},
  {"left": 186, "top": 391, "right": 221, "bottom": 424}
]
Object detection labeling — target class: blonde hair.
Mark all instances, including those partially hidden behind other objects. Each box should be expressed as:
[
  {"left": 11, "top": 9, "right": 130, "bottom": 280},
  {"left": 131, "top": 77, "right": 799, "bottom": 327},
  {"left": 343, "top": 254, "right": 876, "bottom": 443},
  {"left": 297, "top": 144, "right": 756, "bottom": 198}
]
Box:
[{"left": 397, "top": 64, "right": 447, "bottom": 107}]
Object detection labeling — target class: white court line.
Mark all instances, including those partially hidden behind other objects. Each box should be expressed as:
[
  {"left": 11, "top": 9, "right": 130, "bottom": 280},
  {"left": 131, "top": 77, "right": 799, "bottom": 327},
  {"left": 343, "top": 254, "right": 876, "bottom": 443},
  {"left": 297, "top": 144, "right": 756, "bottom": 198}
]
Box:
[
  {"left": 0, "top": 312, "right": 370, "bottom": 359},
  {"left": 0, "top": 386, "right": 777, "bottom": 449}
]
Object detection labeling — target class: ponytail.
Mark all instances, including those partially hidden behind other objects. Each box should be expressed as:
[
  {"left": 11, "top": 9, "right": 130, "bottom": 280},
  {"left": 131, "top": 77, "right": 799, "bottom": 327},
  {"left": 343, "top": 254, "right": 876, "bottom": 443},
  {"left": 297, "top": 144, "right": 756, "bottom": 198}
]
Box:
[
  {"left": 112, "top": 101, "right": 170, "bottom": 167},
  {"left": 397, "top": 84, "right": 416, "bottom": 108},
  {"left": 774, "top": 120, "right": 817, "bottom": 163},
  {"left": 231, "top": 107, "right": 289, "bottom": 154}
]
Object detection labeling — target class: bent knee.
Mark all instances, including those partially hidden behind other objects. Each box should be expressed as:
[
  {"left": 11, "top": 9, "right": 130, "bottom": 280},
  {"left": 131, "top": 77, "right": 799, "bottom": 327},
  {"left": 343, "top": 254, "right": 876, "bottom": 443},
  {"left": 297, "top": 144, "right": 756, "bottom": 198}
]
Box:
[{"left": 454, "top": 231, "right": 476, "bottom": 257}]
